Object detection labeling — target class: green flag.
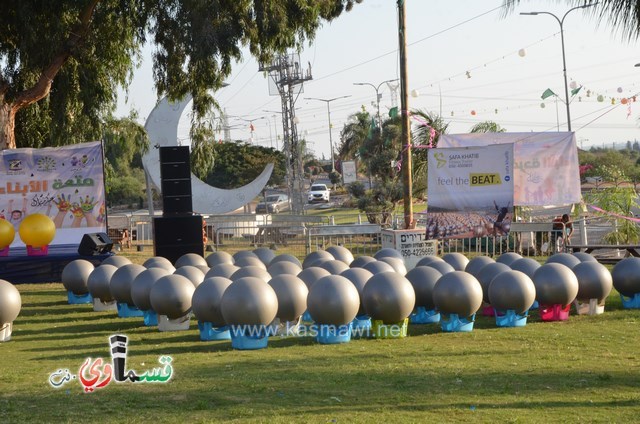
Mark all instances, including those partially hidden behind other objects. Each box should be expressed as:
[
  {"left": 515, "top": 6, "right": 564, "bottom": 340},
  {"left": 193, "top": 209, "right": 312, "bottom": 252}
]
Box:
[
  {"left": 541, "top": 88, "right": 556, "bottom": 100},
  {"left": 389, "top": 106, "right": 398, "bottom": 118},
  {"left": 571, "top": 85, "right": 582, "bottom": 96}
]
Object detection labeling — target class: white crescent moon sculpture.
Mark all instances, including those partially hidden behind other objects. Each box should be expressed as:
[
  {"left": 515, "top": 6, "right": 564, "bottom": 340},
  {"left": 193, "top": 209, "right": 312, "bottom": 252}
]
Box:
[{"left": 142, "top": 95, "right": 274, "bottom": 214}]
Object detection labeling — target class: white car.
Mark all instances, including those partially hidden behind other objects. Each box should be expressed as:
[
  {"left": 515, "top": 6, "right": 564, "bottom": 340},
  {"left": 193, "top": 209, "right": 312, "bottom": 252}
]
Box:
[{"left": 308, "top": 184, "right": 331, "bottom": 203}]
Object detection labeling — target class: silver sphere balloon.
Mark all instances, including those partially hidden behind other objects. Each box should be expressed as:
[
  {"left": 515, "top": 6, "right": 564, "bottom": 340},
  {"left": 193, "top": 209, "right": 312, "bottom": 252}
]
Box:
[
  {"left": 174, "top": 265, "right": 205, "bottom": 288},
  {"left": 0, "top": 279, "right": 21, "bottom": 325},
  {"left": 221, "top": 276, "right": 278, "bottom": 325},
  {"left": 268, "top": 275, "right": 309, "bottom": 321},
  {"left": 191, "top": 276, "right": 233, "bottom": 325},
  {"left": 109, "top": 264, "right": 147, "bottom": 305},
  {"left": 303, "top": 250, "right": 334, "bottom": 269},
  {"left": 416, "top": 256, "right": 445, "bottom": 267},
  {"left": 405, "top": 266, "right": 442, "bottom": 309},
  {"left": 270, "top": 254, "right": 302, "bottom": 268},
  {"left": 101, "top": 255, "right": 131, "bottom": 268},
  {"left": 206, "top": 251, "right": 234, "bottom": 267},
  {"left": 362, "top": 272, "right": 415, "bottom": 323},
  {"left": 340, "top": 267, "right": 373, "bottom": 315},
  {"left": 325, "top": 246, "right": 354, "bottom": 265},
  {"left": 318, "top": 259, "right": 350, "bottom": 275},
  {"left": 532, "top": 263, "right": 579, "bottom": 306},
  {"left": 143, "top": 256, "right": 174, "bottom": 271},
  {"left": 442, "top": 252, "right": 469, "bottom": 271},
  {"left": 87, "top": 264, "right": 118, "bottom": 302},
  {"left": 131, "top": 267, "right": 171, "bottom": 311},
  {"left": 205, "top": 263, "right": 240, "bottom": 279},
  {"left": 62, "top": 259, "right": 95, "bottom": 294},
  {"left": 253, "top": 247, "right": 276, "bottom": 266},
  {"left": 307, "top": 275, "right": 360, "bottom": 325},
  {"left": 350, "top": 255, "right": 377, "bottom": 268},
  {"left": 572, "top": 252, "right": 598, "bottom": 263},
  {"left": 196, "top": 265, "right": 210, "bottom": 274},
  {"left": 231, "top": 266, "right": 271, "bottom": 283},
  {"left": 175, "top": 253, "right": 207, "bottom": 268},
  {"left": 464, "top": 256, "right": 495, "bottom": 278},
  {"left": 363, "top": 260, "right": 396, "bottom": 275},
  {"left": 374, "top": 248, "right": 403, "bottom": 261},
  {"left": 149, "top": 274, "right": 195, "bottom": 319},
  {"left": 510, "top": 257, "right": 541, "bottom": 278},
  {"left": 488, "top": 270, "right": 536, "bottom": 314},
  {"left": 232, "top": 250, "right": 259, "bottom": 263},
  {"left": 424, "top": 260, "right": 455, "bottom": 275},
  {"left": 573, "top": 261, "right": 613, "bottom": 302},
  {"left": 297, "top": 266, "right": 331, "bottom": 290},
  {"left": 268, "top": 261, "right": 302, "bottom": 276},
  {"left": 546, "top": 253, "right": 581, "bottom": 269},
  {"left": 612, "top": 257, "right": 640, "bottom": 297},
  {"left": 477, "top": 262, "right": 511, "bottom": 302},
  {"left": 432, "top": 271, "right": 483, "bottom": 317},
  {"left": 234, "top": 256, "right": 267, "bottom": 269},
  {"left": 496, "top": 252, "right": 522, "bottom": 267},
  {"left": 378, "top": 257, "right": 407, "bottom": 275}
]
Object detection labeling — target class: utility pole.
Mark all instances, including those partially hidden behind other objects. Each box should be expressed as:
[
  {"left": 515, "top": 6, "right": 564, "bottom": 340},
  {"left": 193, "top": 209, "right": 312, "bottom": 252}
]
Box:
[
  {"left": 307, "top": 95, "right": 351, "bottom": 173},
  {"left": 398, "top": 0, "right": 413, "bottom": 229},
  {"left": 259, "top": 53, "right": 311, "bottom": 214}
]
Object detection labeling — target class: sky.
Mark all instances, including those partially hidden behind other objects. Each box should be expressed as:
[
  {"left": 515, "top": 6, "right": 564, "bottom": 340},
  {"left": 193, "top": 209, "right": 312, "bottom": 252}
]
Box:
[{"left": 116, "top": 0, "right": 640, "bottom": 158}]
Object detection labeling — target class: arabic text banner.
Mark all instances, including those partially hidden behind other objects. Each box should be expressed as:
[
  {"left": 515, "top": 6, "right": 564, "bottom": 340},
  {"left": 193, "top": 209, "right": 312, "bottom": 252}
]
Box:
[
  {"left": 438, "top": 132, "right": 580, "bottom": 206},
  {"left": 0, "top": 141, "right": 106, "bottom": 247},
  {"left": 427, "top": 144, "right": 514, "bottom": 239}
]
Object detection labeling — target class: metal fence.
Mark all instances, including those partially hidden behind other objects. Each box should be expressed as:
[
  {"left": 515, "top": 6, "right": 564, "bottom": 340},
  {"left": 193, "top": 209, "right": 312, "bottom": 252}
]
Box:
[{"left": 106, "top": 211, "right": 623, "bottom": 259}]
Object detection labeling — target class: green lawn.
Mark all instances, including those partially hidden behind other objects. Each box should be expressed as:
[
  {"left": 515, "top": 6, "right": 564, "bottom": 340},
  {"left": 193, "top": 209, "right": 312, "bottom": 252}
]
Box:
[{"left": 2, "top": 278, "right": 639, "bottom": 423}]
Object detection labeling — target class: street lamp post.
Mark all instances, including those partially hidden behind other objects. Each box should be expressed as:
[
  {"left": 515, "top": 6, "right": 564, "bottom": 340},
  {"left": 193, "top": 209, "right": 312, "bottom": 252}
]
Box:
[
  {"left": 521, "top": 3, "right": 598, "bottom": 132},
  {"left": 353, "top": 79, "right": 399, "bottom": 128},
  {"left": 306, "top": 95, "right": 351, "bottom": 172}
]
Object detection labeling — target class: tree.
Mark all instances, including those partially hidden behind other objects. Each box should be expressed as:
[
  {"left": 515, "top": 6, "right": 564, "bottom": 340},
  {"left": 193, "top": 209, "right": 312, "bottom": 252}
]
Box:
[
  {"left": 470, "top": 120, "right": 506, "bottom": 133},
  {"left": 411, "top": 109, "right": 449, "bottom": 198},
  {"left": 0, "top": 0, "right": 362, "bottom": 150},
  {"left": 502, "top": 1, "right": 640, "bottom": 41},
  {"left": 338, "top": 108, "right": 372, "bottom": 160}
]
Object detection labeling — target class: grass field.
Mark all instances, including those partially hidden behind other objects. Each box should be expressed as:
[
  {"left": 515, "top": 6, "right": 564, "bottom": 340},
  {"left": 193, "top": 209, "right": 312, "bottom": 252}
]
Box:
[{"left": 2, "top": 266, "right": 640, "bottom": 423}]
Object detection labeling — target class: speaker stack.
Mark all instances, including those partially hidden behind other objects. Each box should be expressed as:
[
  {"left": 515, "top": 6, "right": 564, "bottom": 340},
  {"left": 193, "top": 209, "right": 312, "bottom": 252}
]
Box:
[
  {"left": 153, "top": 146, "right": 204, "bottom": 264},
  {"left": 78, "top": 232, "right": 114, "bottom": 256}
]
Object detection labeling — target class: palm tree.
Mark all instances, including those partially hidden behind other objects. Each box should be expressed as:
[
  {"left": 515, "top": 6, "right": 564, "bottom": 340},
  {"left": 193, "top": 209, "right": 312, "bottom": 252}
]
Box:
[
  {"left": 338, "top": 108, "right": 373, "bottom": 160},
  {"left": 469, "top": 120, "right": 507, "bottom": 133},
  {"left": 410, "top": 109, "right": 450, "bottom": 198},
  {"left": 502, "top": 1, "right": 640, "bottom": 41}
]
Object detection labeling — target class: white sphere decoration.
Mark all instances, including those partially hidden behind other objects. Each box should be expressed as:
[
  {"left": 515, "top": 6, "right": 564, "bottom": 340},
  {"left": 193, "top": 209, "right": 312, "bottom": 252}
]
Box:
[
  {"left": 570, "top": 81, "right": 578, "bottom": 90},
  {"left": 540, "top": 103, "right": 546, "bottom": 109},
  {"left": 617, "top": 87, "right": 623, "bottom": 93},
  {"left": 411, "top": 89, "right": 419, "bottom": 98},
  {"left": 518, "top": 48, "right": 526, "bottom": 57}
]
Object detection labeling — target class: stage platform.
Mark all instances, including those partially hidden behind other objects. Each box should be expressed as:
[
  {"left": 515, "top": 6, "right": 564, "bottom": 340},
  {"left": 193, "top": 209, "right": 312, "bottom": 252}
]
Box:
[{"left": 0, "top": 244, "right": 113, "bottom": 284}]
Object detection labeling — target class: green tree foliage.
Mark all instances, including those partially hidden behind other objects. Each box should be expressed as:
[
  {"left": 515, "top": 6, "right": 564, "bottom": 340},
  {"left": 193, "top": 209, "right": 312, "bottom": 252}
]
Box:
[
  {"left": 411, "top": 109, "right": 449, "bottom": 199},
  {"left": 470, "top": 120, "right": 506, "bottom": 133},
  {"left": 0, "top": 0, "right": 362, "bottom": 150},
  {"left": 102, "top": 114, "right": 149, "bottom": 205},
  {"left": 203, "top": 142, "right": 285, "bottom": 189}
]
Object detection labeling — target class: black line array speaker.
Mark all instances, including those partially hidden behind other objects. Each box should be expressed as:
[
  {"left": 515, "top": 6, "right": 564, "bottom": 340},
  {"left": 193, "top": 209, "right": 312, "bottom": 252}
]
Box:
[
  {"left": 78, "top": 232, "right": 113, "bottom": 256},
  {"left": 153, "top": 215, "right": 204, "bottom": 264},
  {"left": 159, "top": 146, "right": 192, "bottom": 215}
]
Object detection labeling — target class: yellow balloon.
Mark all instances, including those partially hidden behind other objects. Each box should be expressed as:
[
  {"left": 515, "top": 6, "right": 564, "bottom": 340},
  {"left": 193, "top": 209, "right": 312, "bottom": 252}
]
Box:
[
  {"left": 18, "top": 214, "right": 56, "bottom": 247},
  {"left": 0, "top": 219, "right": 15, "bottom": 248}
]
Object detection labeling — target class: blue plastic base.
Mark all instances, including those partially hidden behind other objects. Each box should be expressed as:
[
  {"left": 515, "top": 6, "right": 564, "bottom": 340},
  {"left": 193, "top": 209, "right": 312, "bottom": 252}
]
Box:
[
  {"left": 230, "top": 325, "right": 270, "bottom": 350},
  {"left": 494, "top": 309, "right": 528, "bottom": 328},
  {"left": 530, "top": 300, "right": 539, "bottom": 310},
  {"left": 316, "top": 323, "right": 352, "bottom": 344},
  {"left": 67, "top": 291, "right": 92, "bottom": 304},
  {"left": 440, "top": 313, "right": 475, "bottom": 332},
  {"left": 301, "top": 310, "right": 313, "bottom": 323},
  {"left": 621, "top": 293, "right": 640, "bottom": 309},
  {"left": 410, "top": 307, "right": 440, "bottom": 324},
  {"left": 143, "top": 310, "right": 158, "bottom": 326},
  {"left": 198, "top": 322, "right": 231, "bottom": 341},
  {"left": 116, "top": 302, "right": 145, "bottom": 318}
]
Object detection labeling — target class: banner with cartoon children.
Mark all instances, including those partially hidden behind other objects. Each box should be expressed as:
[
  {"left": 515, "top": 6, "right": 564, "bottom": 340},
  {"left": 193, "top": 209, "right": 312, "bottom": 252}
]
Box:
[
  {"left": 426, "top": 144, "right": 514, "bottom": 240},
  {"left": 0, "top": 141, "right": 106, "bottom": 247}
]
